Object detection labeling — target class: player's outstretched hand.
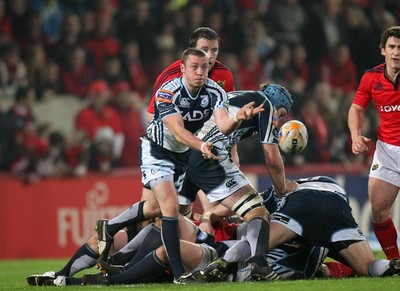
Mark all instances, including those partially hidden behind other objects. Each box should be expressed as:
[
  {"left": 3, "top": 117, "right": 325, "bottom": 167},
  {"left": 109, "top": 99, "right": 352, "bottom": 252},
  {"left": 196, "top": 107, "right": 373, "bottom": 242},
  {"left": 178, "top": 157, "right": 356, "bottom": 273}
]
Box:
[
  {"left": 351, "top": 135, "right": 371, "bottom": 154},
  {"left": 235, "top": 101, "right": 265, "bottom": 122},
  {"left": 201, "top": 141, "right": 219, "bottom": 160}
]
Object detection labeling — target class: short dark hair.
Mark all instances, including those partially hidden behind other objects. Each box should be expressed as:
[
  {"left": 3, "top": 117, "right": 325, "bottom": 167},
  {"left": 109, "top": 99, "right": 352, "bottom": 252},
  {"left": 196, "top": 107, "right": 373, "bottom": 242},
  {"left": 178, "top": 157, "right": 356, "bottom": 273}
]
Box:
[
  {"left": 181, "top": 48, "right": 207, "bottom": 64},
  {"left": 188, "top": 27, "right": 220, "bottom": 48},
  {"left": 380, "top": 26, "right": 400, "bottom": 48}
]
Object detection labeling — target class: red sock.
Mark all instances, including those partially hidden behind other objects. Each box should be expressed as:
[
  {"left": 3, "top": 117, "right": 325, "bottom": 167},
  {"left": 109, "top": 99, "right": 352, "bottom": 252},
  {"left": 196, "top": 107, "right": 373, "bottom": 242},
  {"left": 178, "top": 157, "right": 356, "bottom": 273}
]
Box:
[
  {"left": 372, "top": 217, "right": 400, "bottom": 259},
  {"left": 324, "top": 262, "right": 354, "bottom": 278}
]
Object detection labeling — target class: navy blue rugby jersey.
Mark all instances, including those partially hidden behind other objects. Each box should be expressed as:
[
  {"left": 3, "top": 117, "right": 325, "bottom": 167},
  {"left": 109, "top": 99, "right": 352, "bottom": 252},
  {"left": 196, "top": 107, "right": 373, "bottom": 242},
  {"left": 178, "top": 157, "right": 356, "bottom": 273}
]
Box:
[
  {"left": 146, "top": 76, "right": 227, "bottom": 152},
  {"left": 198, "top": 90, "right": 278, "bottom": 153}
]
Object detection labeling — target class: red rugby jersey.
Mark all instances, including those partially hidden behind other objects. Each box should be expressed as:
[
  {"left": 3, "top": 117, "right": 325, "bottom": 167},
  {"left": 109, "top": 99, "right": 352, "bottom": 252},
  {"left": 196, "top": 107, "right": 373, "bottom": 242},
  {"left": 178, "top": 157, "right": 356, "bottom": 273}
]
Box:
[
  {"left": 147, "top": 60, "right": 235, "bottom": 114},
  {"left": 353, "top": 63, "right": 400, "bottom": 146}
]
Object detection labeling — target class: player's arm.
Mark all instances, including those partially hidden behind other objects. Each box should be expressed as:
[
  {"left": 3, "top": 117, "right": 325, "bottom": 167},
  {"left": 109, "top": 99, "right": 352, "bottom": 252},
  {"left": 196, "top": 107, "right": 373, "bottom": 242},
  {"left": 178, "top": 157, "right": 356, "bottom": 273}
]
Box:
[
  {"left": 213, "top": 101, "right": 265, "bottom": 135},
  {"left": 163, "top": 113, "right": 218, "bottom": 159},
  {"left": 347, "top": 103, "right": 371, "bottom": 154},
  {"left": 262, "top": 144, "right": 296, "bottom": 197}
]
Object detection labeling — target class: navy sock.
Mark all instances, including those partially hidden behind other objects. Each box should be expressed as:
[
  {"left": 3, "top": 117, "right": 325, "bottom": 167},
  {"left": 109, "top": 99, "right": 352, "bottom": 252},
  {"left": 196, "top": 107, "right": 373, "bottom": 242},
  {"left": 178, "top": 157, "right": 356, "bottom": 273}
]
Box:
[
  {"left": 109, "top": 251, "right": 168, "bottom": 284},
  {"left": 126, "top": 224, "right": 162, "bottom": 268},
  {"left": 55, "top": 243, "right": 98, "bottom": 277},
  {"left": 108, "top": 250, "right": 137, "bottom": 265},
  {"left": 107, "top": 201, "right": 145, "bottom": 236},
  {"left": 161, "top": 216, "right": 185, "bottom": 279}
]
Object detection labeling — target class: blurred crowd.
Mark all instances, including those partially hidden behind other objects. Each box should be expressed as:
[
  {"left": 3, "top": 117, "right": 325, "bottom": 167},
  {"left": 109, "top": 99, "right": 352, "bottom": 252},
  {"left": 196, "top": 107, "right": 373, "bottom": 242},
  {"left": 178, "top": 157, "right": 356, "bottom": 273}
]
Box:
[{"left": 0, "top": 0, "right": 399, "bottom": 182}]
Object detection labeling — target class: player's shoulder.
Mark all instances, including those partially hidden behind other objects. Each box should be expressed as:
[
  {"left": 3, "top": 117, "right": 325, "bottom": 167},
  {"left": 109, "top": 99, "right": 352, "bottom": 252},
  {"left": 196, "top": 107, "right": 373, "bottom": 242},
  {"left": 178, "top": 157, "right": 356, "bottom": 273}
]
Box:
[
  {"left": 364, "top": 63, "right": 385, "bottom": 75},
  {"left": 205, "top": 78, "right": 226, "bottom": 92},
  {"left": 212, "top": 60, "right": 232, "bottom": 71},
  {"left": 159, "top": 76, "right": 182, "bottom": 92}
]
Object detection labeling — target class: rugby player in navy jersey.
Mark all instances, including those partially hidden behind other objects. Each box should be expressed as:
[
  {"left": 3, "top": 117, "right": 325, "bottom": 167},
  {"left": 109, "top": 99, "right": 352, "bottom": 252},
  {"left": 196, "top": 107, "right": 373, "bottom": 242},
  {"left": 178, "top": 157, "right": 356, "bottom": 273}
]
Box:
[
  {"left": 177, "top": 83, "right": 296, "bottom": 281},
  {"left": 201, "top": 176, "right": 400, "bottom": 281},
  {"left": 92, "top": 47, "right": 263, "bottom": 284}
]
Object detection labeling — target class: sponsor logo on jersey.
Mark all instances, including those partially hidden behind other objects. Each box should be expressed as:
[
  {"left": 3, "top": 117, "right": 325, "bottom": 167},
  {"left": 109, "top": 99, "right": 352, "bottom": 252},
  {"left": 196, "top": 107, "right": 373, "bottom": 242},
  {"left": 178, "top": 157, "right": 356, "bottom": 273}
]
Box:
[
  {"left": 271, "top": 213, "right": 290, "bottom": 224},
  {"left": 156, "top": 89, "right": 174, "bottom": 103},
  {"left": 200, "top": 95, "right": 209, "bottom": 107},
  {"left": 225, "top": 178, "right": 237, "bottom": 188},
  {"left": 179, "top": 97, "right": 191, "bottom": 107},
  {"left": 374, "top": 82, "right": 384, "bottom": 90},
  {"left": 379, "top": 105, "right": 400, "bottom": 112},
  {"left": 217, "top": 80, "right": 226, "bottom": 87},
  {"left": 371, "top": 164, "right": 379, "bottom": 171},
  {"left": 182, "top": 109, "right": 211, "bottom": 121}
]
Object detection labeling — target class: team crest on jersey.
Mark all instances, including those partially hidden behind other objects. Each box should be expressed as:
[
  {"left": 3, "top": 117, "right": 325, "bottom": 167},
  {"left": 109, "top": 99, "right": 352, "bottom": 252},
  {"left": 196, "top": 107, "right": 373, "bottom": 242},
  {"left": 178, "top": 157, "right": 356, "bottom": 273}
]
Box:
[
  {"left": 371, "top": 164, "right": 379, "bottom": 171},
  {"left": 200, "top": 95, "right": 209, "bottom": 107},
  {"left": 217, "top": 80, "right": 226, "bottom": 87},
  {"left": 179, "top": 97, "right": 191, "bottom": 107},
  {"left": 156, "top": 89, "right": 173, "bottom": 103}
]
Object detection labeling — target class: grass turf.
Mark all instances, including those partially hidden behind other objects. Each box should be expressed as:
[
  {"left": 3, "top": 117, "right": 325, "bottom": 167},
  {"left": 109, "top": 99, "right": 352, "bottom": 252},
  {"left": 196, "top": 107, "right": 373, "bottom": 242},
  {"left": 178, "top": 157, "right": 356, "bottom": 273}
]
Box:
[{"left": 0, "top": 258, "right": 398, "bottom": 291}]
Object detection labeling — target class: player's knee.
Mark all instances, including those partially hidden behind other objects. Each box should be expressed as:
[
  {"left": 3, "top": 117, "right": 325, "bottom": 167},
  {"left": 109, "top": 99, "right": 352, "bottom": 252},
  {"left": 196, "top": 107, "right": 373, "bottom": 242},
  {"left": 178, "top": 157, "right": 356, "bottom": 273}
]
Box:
[
  {"left": 87, "top": 235, "right": 99, "bottom": 253},
  {"left": 232, "top": 191, "right": 269, "bottom": 222},
  {"left": 155, "top": 246, "right": 168, "bottom": 264}
]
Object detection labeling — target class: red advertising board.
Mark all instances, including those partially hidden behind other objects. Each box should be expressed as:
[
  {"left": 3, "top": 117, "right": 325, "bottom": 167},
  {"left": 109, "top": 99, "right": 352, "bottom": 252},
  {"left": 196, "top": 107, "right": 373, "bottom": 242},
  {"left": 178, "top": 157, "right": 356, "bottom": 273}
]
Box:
[{"left": 0, "top": 172, "right": 143, "bottom": 259}]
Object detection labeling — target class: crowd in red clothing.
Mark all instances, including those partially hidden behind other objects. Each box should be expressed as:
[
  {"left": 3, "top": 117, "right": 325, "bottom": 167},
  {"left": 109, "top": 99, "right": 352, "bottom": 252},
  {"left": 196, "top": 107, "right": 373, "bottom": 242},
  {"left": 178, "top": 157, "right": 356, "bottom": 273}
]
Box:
[{"left": 1, "top": 0, "right": 399, "bottom": 181}]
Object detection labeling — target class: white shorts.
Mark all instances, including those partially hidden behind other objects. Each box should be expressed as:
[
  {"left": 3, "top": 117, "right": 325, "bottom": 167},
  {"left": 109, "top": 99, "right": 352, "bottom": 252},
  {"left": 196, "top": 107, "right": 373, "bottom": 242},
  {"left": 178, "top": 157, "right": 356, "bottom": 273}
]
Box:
[
  {"left": 369, "top": 140, "right": 400, "bottom": 188},
  {"left": 140, "top": 137, "right": 189, "bottom": 189},
  {"left": 191, "top": 244, "right": 218, "bottom": 273}
]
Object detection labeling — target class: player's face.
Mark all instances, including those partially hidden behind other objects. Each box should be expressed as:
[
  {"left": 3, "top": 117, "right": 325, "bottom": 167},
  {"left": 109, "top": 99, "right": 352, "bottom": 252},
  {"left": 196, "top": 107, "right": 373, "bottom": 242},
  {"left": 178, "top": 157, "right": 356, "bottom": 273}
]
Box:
[
  {"left": 195, "top": 38, "right": 219, "bottom": 71},
  {"left": 381, "top": 36, "right": 400, "bottom": 72},
  {"left": 181, "top": 54, "right": 209, "bottom": 92}
]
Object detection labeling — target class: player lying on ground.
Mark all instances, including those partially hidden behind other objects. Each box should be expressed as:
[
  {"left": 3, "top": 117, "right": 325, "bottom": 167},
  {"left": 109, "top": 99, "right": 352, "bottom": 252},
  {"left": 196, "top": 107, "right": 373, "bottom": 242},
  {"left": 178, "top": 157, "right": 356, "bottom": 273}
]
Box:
[{"left": 200, "top": 176, "right": 400, "bottom": 281}]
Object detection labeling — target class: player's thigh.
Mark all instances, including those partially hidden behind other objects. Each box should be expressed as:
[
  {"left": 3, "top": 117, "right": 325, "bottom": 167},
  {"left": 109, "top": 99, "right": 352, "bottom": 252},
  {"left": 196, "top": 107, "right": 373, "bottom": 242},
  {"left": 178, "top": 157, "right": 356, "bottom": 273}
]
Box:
[
  {"left": 269, "top": 221, "right": 297, "bottom": 250},
  {"left": 368, "top": 177, "right": 399, "bottom": 216},
  {"left": 336, "top": 240, "right": 375, "bottom": 276},
  {"left": 152, "top": 181, "right": 179, "bottom": 217}
]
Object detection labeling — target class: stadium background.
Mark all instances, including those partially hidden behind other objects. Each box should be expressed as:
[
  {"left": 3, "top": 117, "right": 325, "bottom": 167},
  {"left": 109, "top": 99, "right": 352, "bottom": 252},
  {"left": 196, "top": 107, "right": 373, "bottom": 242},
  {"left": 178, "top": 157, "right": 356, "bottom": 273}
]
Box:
[{"left": 1, "top": 0, "right": 400, "bottom": 258}]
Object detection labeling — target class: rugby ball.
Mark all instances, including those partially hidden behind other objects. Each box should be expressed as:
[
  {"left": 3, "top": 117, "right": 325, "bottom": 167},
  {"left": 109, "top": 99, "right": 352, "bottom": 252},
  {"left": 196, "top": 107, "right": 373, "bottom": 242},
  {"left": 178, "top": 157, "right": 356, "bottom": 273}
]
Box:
[{"left": 278, "top": 120, "right": 308, "bottom": 155}]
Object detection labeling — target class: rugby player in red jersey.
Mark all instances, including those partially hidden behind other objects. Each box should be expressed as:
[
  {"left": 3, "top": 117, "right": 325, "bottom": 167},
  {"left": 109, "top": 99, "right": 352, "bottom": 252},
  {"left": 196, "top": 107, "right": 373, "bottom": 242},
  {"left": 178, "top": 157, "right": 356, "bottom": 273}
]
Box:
[{"left": 348, "top": 26, "right": 400, "bottom": 260}]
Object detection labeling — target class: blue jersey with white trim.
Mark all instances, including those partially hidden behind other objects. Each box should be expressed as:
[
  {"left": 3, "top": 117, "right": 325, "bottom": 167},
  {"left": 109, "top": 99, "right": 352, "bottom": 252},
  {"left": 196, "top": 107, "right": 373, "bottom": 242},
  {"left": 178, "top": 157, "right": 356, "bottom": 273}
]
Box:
[
  {"left": 198, "top": 90, "right": 278, "bottom": 153},
  {"left": 146, "top": 77, "right": 227, "bottom": 152}
]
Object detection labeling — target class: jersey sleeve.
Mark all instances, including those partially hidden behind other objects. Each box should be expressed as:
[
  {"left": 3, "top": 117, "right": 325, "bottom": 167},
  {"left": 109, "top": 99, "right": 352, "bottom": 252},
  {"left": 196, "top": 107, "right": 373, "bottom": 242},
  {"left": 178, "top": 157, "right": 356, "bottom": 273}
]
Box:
[
  {"left": 155, "top": 88, "right": 180, "bottom": 119},
  {"left": 353, "top": 73, "right": 372, "bottom": 108},
  {"left": 147, "top": 60, "right": 182, "bottom": 114}
]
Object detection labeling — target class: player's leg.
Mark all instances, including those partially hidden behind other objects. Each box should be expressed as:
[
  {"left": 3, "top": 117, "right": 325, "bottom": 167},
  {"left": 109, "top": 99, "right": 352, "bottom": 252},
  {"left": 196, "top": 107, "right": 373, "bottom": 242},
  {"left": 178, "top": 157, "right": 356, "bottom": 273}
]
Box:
[
  {"left": 369, "top": 177, "right": 400, "bottom": 259},
  {"left": 334, "top": 240, "right": 400, "bottom": 276},
  {"left": 220, "top": 185, "right": 279, "bottom": 280},
  {"left": 151, "top": 179, "right": 187, "bottom": 281},
  {"left": 97, "top": 187, "right": 161, "bottom": 260}
]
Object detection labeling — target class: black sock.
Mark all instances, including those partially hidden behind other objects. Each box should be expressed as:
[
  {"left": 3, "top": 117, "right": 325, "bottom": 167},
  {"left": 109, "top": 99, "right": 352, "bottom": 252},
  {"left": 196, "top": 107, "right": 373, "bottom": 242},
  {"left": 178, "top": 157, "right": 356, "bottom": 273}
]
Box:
[
  {"left": 161, "top": 216, "right": 185, "bottom": 279},
  {"left": 126, "top": 224, "right": 162, "bottom": 268},
  {"left": 247, "top": 218, "right": 269, "bottom": 267},
  {"left": 109, "top": 251, "right": 168, "bottom": 284},
  {"left": 108, "top": 250, "right": 138, "bottom": 265},
  {"left": 107, "top": 201, "right": 145, "bottom": 236},
  {"left": 55, "top": 243, "right": 98, "bottom": 277}
]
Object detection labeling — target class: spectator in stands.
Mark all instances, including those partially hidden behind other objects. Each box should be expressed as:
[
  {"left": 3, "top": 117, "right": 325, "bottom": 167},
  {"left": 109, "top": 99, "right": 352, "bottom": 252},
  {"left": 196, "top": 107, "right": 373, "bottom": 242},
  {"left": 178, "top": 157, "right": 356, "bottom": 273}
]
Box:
[
  {"left": 264, "top": 42, "right": 293, "bottom": 89},
  {"left": 26, "top": 42, "right": 58, "bottom": 100},
  {"left": 30, "top": 0, "right": 64, "bottom": 45},
  {"left": 60, "top": 46, "right": 94, "bottom": 98},
  {"left": 83, "top": 11, "right": 119, "bottom": 73},
  {"left": 50, "top": 13, "right": 83, "bottom": 67},
  {"left": 315, "top": 42, "right": 358, "bottom": 97},
  {"left": 0, "top": 0, "right": 13, "bottom": 43},
  {"left": 0, "top": 42, "right": 27, "bottom": 97},
  {"left": 0, "top": 87, "right": 14, "bottom": 170},
  {"left": 237, "top": 45, "right": 266, "bottom": 90},
  {"left": 111, "top": 81, "right": 145, "bottom": 167},
  {"left": 120, "top": 40, "right": 149, "bottom": 99},
  {"left": 269, "top": 0, "right": 307, "bottom": 44},
  {"left": 101, "top": 55, "right": 127, "bottom": 89},
  {"left": 251, "top": 20, "right": 276, "bottom": 62},
  {"left": 75, "top": 80, "right": 124, "bottom": 173}
]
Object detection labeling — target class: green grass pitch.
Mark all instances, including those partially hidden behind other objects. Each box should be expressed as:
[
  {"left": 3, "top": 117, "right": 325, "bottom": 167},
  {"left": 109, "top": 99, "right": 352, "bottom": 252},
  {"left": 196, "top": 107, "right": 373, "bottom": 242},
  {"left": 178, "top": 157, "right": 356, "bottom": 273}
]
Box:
[{"left": 0, "top": 258, "right": 398, "bottom": 291}]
